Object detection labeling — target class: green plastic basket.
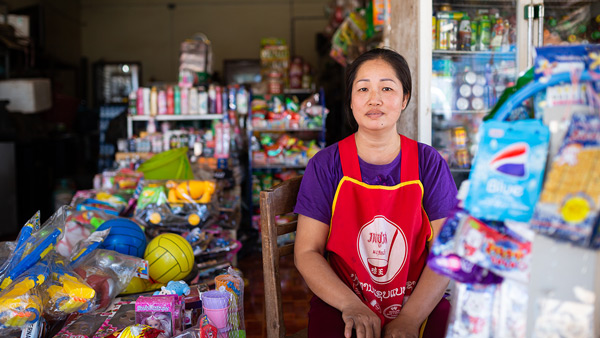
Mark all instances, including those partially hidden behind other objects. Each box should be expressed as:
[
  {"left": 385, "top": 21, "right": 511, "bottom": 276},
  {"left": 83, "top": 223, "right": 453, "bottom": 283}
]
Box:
[{"left": 137, "top": 147, "right": 194, "bottom": 180}]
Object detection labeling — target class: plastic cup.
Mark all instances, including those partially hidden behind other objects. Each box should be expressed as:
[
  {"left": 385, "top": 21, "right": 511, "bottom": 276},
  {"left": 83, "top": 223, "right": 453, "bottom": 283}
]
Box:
[
  {"left": 204, "top": 305, "right": 229, "bottom": 329},
  {"left": 202, "top": 290, "right": 230, "bottom": 309}
]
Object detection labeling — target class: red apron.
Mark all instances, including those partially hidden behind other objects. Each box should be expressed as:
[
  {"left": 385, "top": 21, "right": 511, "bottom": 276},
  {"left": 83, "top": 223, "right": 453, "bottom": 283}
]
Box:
[{"left": 327, "top": 134, "right": 433, "bottom": 326}]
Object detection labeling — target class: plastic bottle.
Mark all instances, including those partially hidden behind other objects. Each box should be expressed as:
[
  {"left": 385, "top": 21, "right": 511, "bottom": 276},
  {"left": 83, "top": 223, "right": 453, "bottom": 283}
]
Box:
[
  {"left": 128, "top": 90, "right": 137, "bottom": 115},
  {"left": 142, "top": 88, "right": 151, "bottom": 116},
  {"left": 198, "top": 86, "right": 208, "bottom": 115},
  {"left": 174, "top": 86, "right": 181, "bottom": 115},
  {"left": 236, "top": 85, "right": 249, "bottom": 115},
  {"left": 228, "top": 85, "right": 237, "bottom": 112},
  {"left": 478, "top": 15, "right": 491, "bottom": 51},
  {"left": 458, "top": 15, "right": 472, "bottom": 51},
  {"left": 158, "top": 89, "right": 167, "bottom": 115},
  {"left": 208, "top": 84, "right": 217, "bottom": 114},
  {"left": 166, "top": 86, "right": 174, "bottom": 115},
  {"left": 150, "top": 86, "right": 158, "bottom": 116},
  {"left": 189, "top": 87, "right": 198, "bottom": 115},
  {"left": 215, "top": 85, "right": 223, "bottom": 115},
  {"left": 136, "top": 88, "right": 144, "bottom": 115},
  {"left": 181, "top": 87, "right": 189, "bottom": 115}
]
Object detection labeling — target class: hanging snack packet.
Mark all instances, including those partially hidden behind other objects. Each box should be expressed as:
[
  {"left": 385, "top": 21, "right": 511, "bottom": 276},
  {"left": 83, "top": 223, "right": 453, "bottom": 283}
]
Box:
[
  {"left": 530, "top": 111, "right": 600, "bottom": 247},
  {"left": 429, "top": 209, "right": 503, "bottom": 285},
  {"left": 465, "top": 119, "right": 549, "bottom": 222},
  {"left": 445, "top": 282, "right": 498, "bottom": 338}
]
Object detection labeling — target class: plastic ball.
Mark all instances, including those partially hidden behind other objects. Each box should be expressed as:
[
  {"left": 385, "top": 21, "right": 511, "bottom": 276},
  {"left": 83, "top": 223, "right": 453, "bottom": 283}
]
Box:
[
  {"left": 96, "top": 218, "right": 147, "bottom": 258},
  {"left": 144, "top": 233, "right": 194, "bottom": 283}
]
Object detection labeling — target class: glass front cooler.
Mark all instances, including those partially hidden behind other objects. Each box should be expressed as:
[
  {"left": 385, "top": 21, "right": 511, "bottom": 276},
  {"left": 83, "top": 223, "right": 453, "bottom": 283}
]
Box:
[{"left": 431, "top": 1, "right": 518, "bottom": 186}]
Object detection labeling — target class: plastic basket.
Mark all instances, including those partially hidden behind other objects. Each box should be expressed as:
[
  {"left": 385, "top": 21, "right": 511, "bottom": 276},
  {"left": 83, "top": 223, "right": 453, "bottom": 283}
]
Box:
[{"left": 137, "top": 147, "right": 194, "bottom": 180}]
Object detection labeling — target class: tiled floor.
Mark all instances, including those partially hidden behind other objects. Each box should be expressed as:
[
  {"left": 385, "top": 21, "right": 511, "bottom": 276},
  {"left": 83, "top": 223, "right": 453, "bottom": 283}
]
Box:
[{"left": 239, "top": 250, "right": 313, "bottom": 337}]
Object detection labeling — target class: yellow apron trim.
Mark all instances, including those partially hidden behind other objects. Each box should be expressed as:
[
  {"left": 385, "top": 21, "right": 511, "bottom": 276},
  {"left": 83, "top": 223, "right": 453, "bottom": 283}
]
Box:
[
  {"left": 419, "top": 317, "right": 427, "bottom": 338},
  {"left": 329, "top": 176, "right": 424, "bottom": 240}
]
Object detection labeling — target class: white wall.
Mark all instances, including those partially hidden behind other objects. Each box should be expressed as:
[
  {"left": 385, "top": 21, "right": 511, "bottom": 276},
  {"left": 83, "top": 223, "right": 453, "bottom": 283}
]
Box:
[{"left": 81, "top": 0, "right": 329, "bottom": 86}]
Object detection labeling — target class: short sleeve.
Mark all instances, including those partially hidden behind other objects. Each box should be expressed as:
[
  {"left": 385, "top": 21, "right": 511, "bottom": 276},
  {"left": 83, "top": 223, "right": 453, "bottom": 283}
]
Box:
[
  {"left": 419, "top": 144, "right": 459, "bottom": 221},
  {"left": 293, "top": 144, "right": 341, "bottom": 225}
]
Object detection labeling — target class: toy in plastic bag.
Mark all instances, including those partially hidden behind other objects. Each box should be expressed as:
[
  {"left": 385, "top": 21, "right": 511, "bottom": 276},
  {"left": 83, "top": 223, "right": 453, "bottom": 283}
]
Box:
[
  {"left": 213, "top": 267, "right": 245, "bottom": 337},
  {"left": 135, "top": 180, "right": 216, "bottom": 228},
  {"left": 69, "top": 229, "right": 111, "bottom": 267},
  {"left": 465, "top": 119, "right": 550, "bottom": 222},
  {"left": 0, "top": 207, "right": 68, "bottom": 291},
  {"left": 44, "top": 255, "right": 96, "bottom": 317},
  {"left": 0, "top": 261, "right": 49, "bottom": 330},
  {"left": 71, "top": 190, "right": 129, "bottom": 216},
  {"left": 57, "top": 209, "right": 115, "bottom": 258},
  {"left": 72, "top": 249, "right": 147, "bottom": 311}
]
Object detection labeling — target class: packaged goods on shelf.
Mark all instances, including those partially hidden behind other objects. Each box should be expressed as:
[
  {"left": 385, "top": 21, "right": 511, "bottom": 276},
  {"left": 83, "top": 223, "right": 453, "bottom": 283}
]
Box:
[{"left": 434, "top": 45, "right": 600, "bottom": 337}]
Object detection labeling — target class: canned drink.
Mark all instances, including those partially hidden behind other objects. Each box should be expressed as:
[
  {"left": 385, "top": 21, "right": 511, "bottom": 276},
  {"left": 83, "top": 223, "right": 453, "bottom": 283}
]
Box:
[
  {"left": 456, "top": 97, "right": 470, "bottom": 111},
  {"left": 464, "top": 71, "right": 477, "bottom": 85},
  {"left": 452, "top": 127, "right": 468, "bottom": 148},
  {"left": 476, "top": 75, "right": 487, "bottom": 85},
  {"left": 472, "top": 84, "right": 484, "bottom": 97},
  {"left": 433, "top": 16, "right": 437, "bottom": 47},
  {"left": 437, "top": 18, "right": 450, "bottom": 50},
  {"left": 471, "top": 97, "right": 485, "bottom": 111},
  {"left": 459, "top": 84, "right": 472, "bottom": 97},
  {"left": 455, "top": 149, "right": 470, "bottom": 168}
]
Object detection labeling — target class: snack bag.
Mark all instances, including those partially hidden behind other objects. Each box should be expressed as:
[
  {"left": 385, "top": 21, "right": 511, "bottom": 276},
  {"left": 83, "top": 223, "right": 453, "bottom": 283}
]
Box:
[
  {"left": 465, "top": 119, "right": 549, "bottom": 222},
  {"left": 530, "top": 111, "right": 600, "bottom": 247}
]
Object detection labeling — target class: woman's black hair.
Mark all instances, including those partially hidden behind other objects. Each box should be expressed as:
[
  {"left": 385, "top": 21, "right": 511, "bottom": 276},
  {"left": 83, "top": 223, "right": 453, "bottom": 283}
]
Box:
[{"left": 344, "top": 48, "right": 412, "bottom": 131}]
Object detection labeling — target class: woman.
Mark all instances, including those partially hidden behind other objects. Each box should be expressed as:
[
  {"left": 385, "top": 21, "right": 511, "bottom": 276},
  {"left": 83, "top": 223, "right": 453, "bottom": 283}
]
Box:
[{"left": 294, "top": 48, "right": 457, "bottom": 338}]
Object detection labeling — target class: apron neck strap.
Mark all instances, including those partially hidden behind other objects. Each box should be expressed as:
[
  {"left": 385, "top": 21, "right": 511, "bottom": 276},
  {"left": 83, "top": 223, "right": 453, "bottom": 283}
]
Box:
[
  {"left": 339, "top": 134, "right": 419, "bottom": 183},
  {"left": 339, "top": 134, "right": 362, "bottom": 181},
  {"left": 399, "top": 135, "right": 419, "bottom": 182}
]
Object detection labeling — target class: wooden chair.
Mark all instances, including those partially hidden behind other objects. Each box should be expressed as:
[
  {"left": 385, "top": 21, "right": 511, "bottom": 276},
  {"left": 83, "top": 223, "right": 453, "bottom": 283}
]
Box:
[{"left": 260, "top": 175, "right": 308, "bottom": 338}]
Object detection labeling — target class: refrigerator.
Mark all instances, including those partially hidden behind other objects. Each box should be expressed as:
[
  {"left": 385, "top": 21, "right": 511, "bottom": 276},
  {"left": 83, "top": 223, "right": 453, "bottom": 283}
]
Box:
[{"left": 429, "top": 0, "right": 599, "bottom": 187}]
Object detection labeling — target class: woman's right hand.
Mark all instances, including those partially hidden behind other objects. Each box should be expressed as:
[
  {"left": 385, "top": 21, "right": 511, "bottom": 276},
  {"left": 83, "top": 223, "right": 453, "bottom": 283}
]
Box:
[{"left": 341, "top": 301, "right": 381, "bottom": 338}]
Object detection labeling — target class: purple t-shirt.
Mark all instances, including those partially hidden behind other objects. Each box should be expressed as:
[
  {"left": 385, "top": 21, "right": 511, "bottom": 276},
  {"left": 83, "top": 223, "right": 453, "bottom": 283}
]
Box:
[{"left": 294, "top": 141, "right": 458, "bottom": 224}]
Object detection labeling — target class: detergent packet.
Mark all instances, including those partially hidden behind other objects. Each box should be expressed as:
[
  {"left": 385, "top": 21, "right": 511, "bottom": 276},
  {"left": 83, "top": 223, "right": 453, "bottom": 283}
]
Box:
[
  {"left": 530, "top": 111, "right": 600, "bottom": 247},
  {"left": 465, "top": 119, "right": 549, "bottom": 222}
]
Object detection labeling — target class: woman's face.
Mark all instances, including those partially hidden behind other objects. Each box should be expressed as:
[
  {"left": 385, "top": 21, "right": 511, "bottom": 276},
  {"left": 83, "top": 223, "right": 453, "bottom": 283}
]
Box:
[{"left": 351, "top": 58, "right": 408, "bottom": 133}]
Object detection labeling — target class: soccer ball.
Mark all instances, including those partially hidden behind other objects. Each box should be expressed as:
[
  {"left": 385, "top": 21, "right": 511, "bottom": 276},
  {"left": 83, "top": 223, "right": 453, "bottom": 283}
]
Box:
[
  {"left": 96, "top": 218, "right": 147, "bottom": 258},
  {"left": 144, "top": 233, "right": 194, "bottom": 283}
]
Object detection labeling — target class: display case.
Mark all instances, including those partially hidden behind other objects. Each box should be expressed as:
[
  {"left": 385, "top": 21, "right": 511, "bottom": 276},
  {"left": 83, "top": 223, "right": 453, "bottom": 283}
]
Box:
[{"left": 431, "top": 1, "right": 519, "bottom": 186}]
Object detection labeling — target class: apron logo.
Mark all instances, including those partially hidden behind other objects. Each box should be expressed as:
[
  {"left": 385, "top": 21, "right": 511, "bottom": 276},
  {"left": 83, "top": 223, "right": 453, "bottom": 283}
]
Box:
[
  {"left": 383, "top": 304, "right": 402, "bottom": 319},
  {"left": 358, "top": 215, "right": 407, "bottom": 284}
]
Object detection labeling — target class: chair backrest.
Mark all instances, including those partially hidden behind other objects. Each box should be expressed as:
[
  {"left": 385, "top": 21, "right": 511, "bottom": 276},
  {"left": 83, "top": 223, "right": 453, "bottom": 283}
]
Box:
[{"left": 260, "top": 175, "right": 303, "bottom": 338}]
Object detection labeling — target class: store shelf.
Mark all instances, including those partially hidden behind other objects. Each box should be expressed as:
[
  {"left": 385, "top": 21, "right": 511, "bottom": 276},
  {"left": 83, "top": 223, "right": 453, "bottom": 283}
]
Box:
[
  {"left": 449, "top": 168, "right": 471, "bottom": 174},
  {"left": 126, "top": 114, "right": 224, "bottom": 138},
  {"left": 251, "top": 164, "right": 307, "bottom": 170},
  {"left": 283, "top": 87, "right": 315, "bottom": 95},
  {"left": 433, "top": 109, "right": 486, "bottom": 115},
  {"left": 129, "top": 114, "right": 224, "bottom": 121},
  {"left": 251, "top": 127, "right": 322, "bottom": 132},
  {"left": 433, "top": 50, "right": 516, "bottom": 57}
]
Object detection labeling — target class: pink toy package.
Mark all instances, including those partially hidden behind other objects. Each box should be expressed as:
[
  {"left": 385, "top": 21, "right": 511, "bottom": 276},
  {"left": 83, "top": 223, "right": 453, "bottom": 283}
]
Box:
[{"left": 135, "top": 295, "right": 184, "bottom": 338}]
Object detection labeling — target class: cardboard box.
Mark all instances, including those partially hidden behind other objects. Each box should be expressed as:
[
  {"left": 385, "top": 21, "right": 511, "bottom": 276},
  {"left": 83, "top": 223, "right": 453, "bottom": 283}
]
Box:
[{"left": 0, "top": 78, "right": 51, "bottom": 113}]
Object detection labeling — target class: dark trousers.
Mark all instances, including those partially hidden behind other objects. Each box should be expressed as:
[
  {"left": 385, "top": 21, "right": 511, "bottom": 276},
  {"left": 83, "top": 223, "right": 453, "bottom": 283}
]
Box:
[{"left": 307, "top": 296, "right": 451, "bottom": 338}]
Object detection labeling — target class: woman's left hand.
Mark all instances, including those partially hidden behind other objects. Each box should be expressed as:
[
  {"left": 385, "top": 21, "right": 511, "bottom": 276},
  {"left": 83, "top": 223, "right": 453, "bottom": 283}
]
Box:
[{"left": 382, "top": 314, "right": 421, "bottom": 338}]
